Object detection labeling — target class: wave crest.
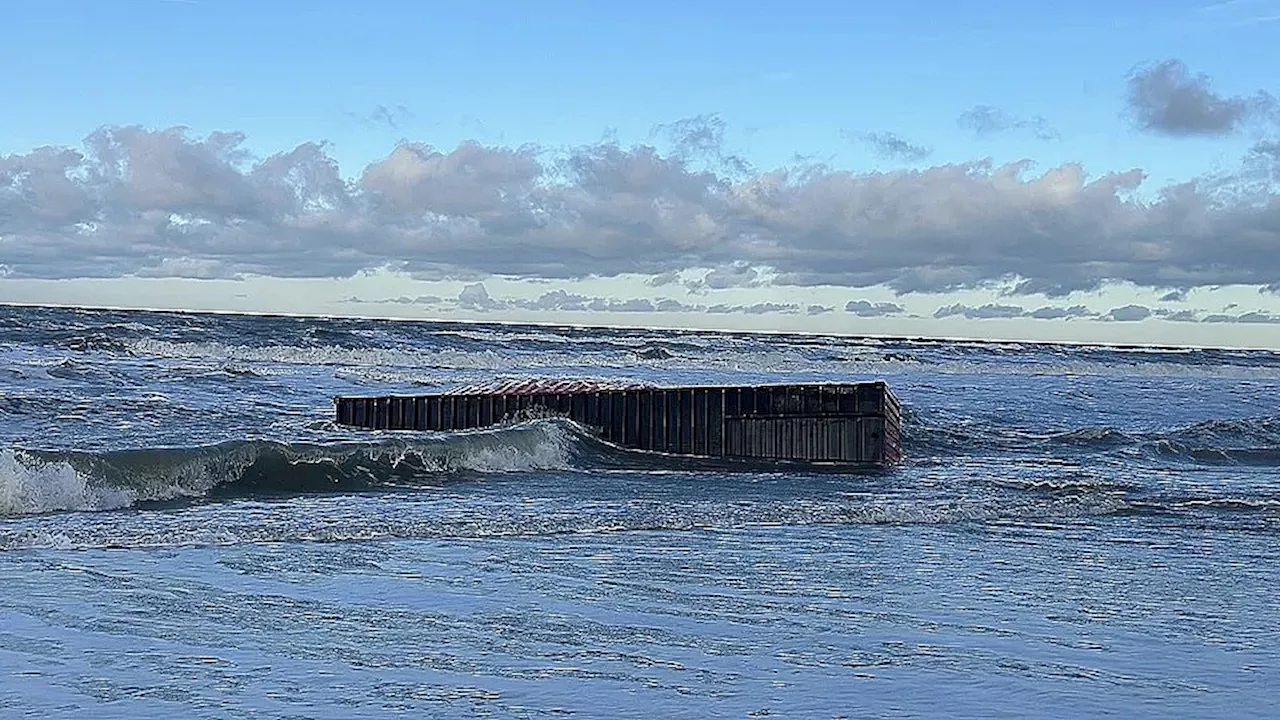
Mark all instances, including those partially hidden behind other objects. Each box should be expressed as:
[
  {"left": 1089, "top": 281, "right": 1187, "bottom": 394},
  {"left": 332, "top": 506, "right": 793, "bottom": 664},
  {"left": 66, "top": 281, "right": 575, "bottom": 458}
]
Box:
[{"left": 0, "top": 420, "right": 579, "bottom": 518}]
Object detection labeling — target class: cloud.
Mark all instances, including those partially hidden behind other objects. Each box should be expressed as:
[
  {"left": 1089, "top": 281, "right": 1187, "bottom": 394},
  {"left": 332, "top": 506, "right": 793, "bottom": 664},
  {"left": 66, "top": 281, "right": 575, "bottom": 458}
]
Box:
[
  {"left": 650, "top": 113, "right": 751, "bottom": 176},
  {"left": 707, "top": 302, "right": 800, "bottom": 315},
  {"left": 935, "top": 302, "right": 1095, "bottom": 320},
  {"left": 1246, "top": 140, "right": 1280, "bottom": 182},
  {"left": 526, "top": 289, "right": 591, "bottom": 311},
  {"left": 957, "top": 105, "right": 1058, "bottom": 140},
  {"left": 686, "top": 263, "right": 761, "bottom": 291},
  {"left": 1159, "top": 288, "right": 1188, "bottom": 302},
  {"left": 457, "top": 282, "right": 498, "bottom": 309},
  {"left": 1105, "top": 304, "right": 1152, "bottom": 322},
  {"left": 807, "top": 304, "right": 834, "bottom": 315},
  {"left": 965, "top": 304, "right": 1026, "bottom": 319},
  {"left": 845, "top": 300, "right": 904, "bottom": 317},
  {"left": 2, "top": 120, "right": 1280, "bottom": 297},
  {"left": 348, "top": 104, "right": 414, "bottom": 131},
  {"left": 1125, "top": 59, "right": 1276, "bottom": 136},
  {"left": 1154, "top": 308, "right": 1199, "bottom": 322},
  {"left": 1028, "top": 304, "right": 1095, "bottom": 320},
  {"left": 345, "top": 294, "right": 445, "bottom": 306},
  {"left": 431, "top": 283, "right": 805, "bottom": 316},
  {"left": 846, "top": 130, "right": 932, "bottom": 162},
  {"left": 646, "top": 270, "right": 682, "bottom": 287},
  {"left": 1202, "top": 310, "right": 1280, "bottom": 323},
  {"left": 1004, "top": 278, "right": 1080, "bottom": 298},
  {"left": 934, "top": 303, "right": 1024, "bottom": 319}
]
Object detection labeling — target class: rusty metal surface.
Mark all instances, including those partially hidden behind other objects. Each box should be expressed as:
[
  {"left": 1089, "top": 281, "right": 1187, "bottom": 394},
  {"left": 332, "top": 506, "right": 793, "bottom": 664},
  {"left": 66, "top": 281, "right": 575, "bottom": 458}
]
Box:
[{"left": 445, "top": 378, "right": 654, "bottom": 396}]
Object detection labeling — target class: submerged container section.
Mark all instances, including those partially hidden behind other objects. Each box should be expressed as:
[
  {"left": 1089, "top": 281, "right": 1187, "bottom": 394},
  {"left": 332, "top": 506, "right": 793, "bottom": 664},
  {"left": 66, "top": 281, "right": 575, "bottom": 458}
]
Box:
[{"left": 334, "top": 381, "right": 902, "bottom": 467}]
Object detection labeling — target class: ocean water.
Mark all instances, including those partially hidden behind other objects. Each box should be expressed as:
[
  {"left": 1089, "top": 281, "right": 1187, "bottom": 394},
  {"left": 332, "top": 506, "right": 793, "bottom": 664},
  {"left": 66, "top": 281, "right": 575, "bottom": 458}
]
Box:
[{"left": 0, "top": 304, "right": 1277, "bottom": 719}]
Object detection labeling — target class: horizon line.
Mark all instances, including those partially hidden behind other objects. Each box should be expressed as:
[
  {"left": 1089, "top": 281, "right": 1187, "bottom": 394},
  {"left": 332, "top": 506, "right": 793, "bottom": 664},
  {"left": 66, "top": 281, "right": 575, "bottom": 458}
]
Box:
[{"left": 2, "top": 300, "right": 1276, "bottom": 355}]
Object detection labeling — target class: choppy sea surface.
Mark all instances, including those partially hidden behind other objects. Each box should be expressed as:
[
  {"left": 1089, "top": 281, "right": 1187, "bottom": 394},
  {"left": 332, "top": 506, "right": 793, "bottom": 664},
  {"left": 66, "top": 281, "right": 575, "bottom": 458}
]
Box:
[{"left": 0, "top": 304, "right": 1277, "bottom": 718}]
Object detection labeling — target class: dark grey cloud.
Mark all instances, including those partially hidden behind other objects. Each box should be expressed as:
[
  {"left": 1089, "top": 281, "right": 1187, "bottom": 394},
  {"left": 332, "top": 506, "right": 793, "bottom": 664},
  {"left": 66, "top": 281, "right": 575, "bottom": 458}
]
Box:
[
  {"left": 807, "top": 304, "right": 834, "bottom": 315},
  {"left": 2, "top": 121, "right": 1280, "bottom": 297},
  {"left": 845, "top": 130, "right": 932, "bottom": 162},
  {"left": 1159, "top": 289, "right": 1188, "bottom": 302},
  {"left": 845, "top": 300, "right": 904, "bottom": 317},
  {"left": 1125, "top": 59, "right": 1276, "bottom": 136},
  {"left": 957, "top": 105, "right": 1058, "bottom": 140},
  {"left": 1105, "top": 304, "right": 1152, "bottom": 322}
]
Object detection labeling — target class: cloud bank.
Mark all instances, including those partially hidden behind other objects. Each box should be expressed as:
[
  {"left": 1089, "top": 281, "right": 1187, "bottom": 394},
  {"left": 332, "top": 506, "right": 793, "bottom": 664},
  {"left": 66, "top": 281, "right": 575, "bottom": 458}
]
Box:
[
  {"left": 443, "top": 283, "right": 804, "bottom": 316},
  {"left": 1, "top": 67, "right": 1278, "bottom": 299}
]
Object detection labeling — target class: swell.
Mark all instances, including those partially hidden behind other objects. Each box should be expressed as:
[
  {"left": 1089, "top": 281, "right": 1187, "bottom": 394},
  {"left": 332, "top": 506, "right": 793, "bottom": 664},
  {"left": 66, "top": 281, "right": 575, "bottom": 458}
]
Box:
[{"left": 905, "top": 413, "right": 1280, "bottom": 467}]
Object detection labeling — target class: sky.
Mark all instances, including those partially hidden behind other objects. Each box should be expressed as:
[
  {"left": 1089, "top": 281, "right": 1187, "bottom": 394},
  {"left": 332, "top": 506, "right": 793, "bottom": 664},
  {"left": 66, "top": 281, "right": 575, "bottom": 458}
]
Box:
[{"left": 2, "top": 0, "right": 1280, "bottom": 347}]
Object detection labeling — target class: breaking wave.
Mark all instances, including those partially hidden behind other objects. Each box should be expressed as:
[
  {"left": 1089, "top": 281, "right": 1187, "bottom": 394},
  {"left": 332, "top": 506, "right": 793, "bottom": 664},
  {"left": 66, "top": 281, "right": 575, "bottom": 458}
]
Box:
[{"left": 0, "top": 420, "right": 582, "bottom": 518}]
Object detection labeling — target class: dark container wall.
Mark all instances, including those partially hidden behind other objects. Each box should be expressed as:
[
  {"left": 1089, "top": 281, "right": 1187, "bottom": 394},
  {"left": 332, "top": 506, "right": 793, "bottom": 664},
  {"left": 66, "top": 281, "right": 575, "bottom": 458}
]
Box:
[{"left": 335, "top": 382, "right": 901, "bottom": 467}]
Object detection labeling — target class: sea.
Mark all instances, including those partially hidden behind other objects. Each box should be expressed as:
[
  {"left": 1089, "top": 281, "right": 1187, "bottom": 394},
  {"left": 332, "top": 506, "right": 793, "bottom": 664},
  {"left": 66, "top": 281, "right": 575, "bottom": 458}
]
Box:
[{"left": 0, "top": 303, "right": 1277, "bottom": 719}]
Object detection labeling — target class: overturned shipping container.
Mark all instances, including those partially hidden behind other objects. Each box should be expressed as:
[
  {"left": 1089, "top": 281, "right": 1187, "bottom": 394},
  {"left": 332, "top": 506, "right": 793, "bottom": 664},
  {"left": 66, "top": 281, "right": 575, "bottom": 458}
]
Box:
[{"left": 334, "top": 380, "right": 902, "bottom": 467}]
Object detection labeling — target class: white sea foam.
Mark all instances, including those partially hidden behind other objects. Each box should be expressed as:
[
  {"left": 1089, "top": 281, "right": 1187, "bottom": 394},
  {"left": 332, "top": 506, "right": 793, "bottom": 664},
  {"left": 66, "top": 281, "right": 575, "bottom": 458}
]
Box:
[
  {"left": 0, "top": 449, "right": 135, "bottom": 516},
  {"left": 0, "top": 421, "right": 579, "bottom": 519}
]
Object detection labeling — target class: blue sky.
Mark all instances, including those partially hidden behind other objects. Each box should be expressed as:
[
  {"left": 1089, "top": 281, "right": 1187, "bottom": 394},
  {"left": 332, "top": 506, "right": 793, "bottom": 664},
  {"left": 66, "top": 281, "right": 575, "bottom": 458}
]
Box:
[
  {"left": 7, "top": 0, "right": 1273, "bottom": 178},
  {"left": 2, "top": 0, "right": 1280, "bottom": 346}
]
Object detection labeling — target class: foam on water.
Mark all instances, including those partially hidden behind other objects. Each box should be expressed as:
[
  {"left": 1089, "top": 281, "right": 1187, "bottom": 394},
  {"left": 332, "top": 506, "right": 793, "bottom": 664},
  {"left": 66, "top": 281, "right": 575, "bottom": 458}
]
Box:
[
  {"left": 0, "top": 421, "right": 579, "bottom": 518},
  {"left": 0, "top": 449, "right": 135, "bottom": 516}
]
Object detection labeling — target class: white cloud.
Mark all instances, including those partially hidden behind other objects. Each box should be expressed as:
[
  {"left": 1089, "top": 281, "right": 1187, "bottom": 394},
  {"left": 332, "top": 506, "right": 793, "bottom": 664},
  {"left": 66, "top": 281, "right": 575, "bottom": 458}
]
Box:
[
  {"left": 457, "top": 282, "right": 498, "bottom": 309},
  {"left": 0, "top": 97, "right": 1278, "bottom": 302}
]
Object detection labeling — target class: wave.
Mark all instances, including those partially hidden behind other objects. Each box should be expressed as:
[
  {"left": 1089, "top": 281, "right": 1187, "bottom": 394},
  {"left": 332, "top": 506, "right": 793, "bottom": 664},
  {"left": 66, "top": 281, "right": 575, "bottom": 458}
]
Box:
[
  {"left": 0, "top": 420, "right": 581, "bottom": 518},
  {"left": 905, "top": 414, "right": 1280, "bottom": 467},
  {"left": 0, "top": 484, "right": 1136, "bottom": 551}
]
